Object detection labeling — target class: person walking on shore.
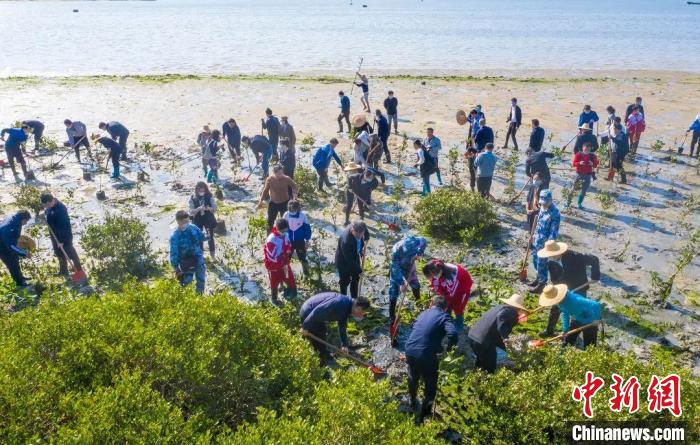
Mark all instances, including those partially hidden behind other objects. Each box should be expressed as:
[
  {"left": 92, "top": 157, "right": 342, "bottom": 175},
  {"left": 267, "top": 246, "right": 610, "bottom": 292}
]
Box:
[
  {"left": 573, "top": 123, "right": 599, "bottom": 153},
  {"left": 525, "top": 147, "right": 554, "bottom": 189},
  {"left": 384, "top": 90, "right": 399, "bottom": 133},
  {"left": 375, "top": 109, "right": 391, "bottom": 163},
  {"left": 64, "top": 119, "right": 91, "bottom": 161},
  {"left": 169, "top": 210, "right": 206, "bottom": 294},
  {"left": 468, "top": 294, "right": 528, "bottom": 373},
  {"left": 424, "top": 127, "right": 442, "bottom": 185},
  {"left": 98, "top": 121, "right": 130, "bottom": 161},
  {"left": 537, "top": 240, "right": 600, "bottom": 338},
  {"left": 202, "top": 130, "right": 222, "bottom": 184},
  {"left": 474, "top": 143, "right": 497, "bottom": 198},
  {"left": 258, "top": 164, "right": 298, "bottom": 231},
  {"left": 529, "top": 119, "right": 545, "bottom": 152},
  {"left": 467, "top": 105, "right": 486, "bottom": 146},
  {"left": 355, "top": 72, "right": 370, "bottom": 112},
  {"left": 504, "top": 97, "right": 522, "bottom": 149},
  {"left": 626, "top": 106, "right": 646, "bottom": 156},
  {"left": 343, "top": 165, "right": 379, "bottom": 225},
  {"left": 422, "top": 259, "right": 473, "bottom": 331},
  {"left": 571, "top": 142, "right": 599, "bottom": 210},
  {"left": 608, "top": 123, "right": 629, "bottom": 183},
  {"left": 1, "top": 125, "right": 30, "bottom": 178},
  {"left": 335, "top": 220, "right": 369, "bottom": 300},
  {"left": 94, "top": 136, "right": 122, "bottom": 179},
  {"left": 602, "top": 106, "right": 617, "bottom": 146},
  {"left": 261, "top": 108, "right": 280, "bottom": 159},
  {"left": 414, "top": 140, "right": 436, "bottom": 196},
  {"left": 21, "top": 120, "right": 44, "bottom": 152},
  {"left": 0, "top": 210, "right": 32, "bottom": 288},
  {"left": 222, "top": 118, "right": 241, "bottom": 161},
  {"left": 242, "top": 134, "right": 273, "bottom": 179},
  {"left": 578, "top": 105, "right": 599, "bottom": 134},
  {"left": 188, "top": 182, "right": 218, "bottom": 260},
  {"left": 527, "top": 189, "right": 561, "bottom": 293},
  {"left": 625, "top": 96, "right": 644, "bottom": 122},
  {"left": 474, "top": 118, "right": 494, "bottom": 151},
  {"left": 388, "top": 235, "right": 428, "bottom": 330},
  {"left": 687, "top": 114, "right": 700, "bottom": 157},
  {"left": 41, "top": 193, "right": 84, "bottom": 278},
  {"left": 337, "top": 91, "right": 351, "bottom": 134},
  {"left": 312, "top": 138, "right": 342, "bottom": 191},
  {"left": 283, "top": 200, "right": 312, "bottom": 276},
  {"left": 538, "top": 284, "right": 602, "bottom": 349},
  {"left": 300, "top": 292, "right": 369, "bottom": 364},
  {"left": 264, "top": 217, "right": 297, "bottom": 304},
  {"left": 404, "top": 295, "right": 458, "bottom": 424}
]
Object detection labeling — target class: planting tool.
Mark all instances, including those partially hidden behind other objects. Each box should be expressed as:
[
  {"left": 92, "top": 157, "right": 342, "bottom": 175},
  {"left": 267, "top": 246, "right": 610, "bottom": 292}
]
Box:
[
  {"left": 518, "top": 214, "right": 539, "bottom": 282},
  {"left": 48, "top": 226, "right": 88, "bottom": 284},
  {"left": 677, "top": 133, "right": 688, "bottom": 154},
  {"left": 52, "top": 136, "right": 86, "bottom": 169},
  {"left": 560, "top": 134, "right": 578, "bottom": 153},
  {"left": 242, "top": 160, "right": 261, "bottom": 181},
  {"left": 350, "top": 57, "right": 363, "bottom": 95},
  {"left": 506, "top": 177, "right": 532, "bottom": 205},
  {"left": 302, "top": 331, "right": 386, "bottom": 376},
  {"left": 389, "top": 284, "right": 408, "bottom": 340},
  {"left": 528, "top": 321, "right": 600, "bottom": 349},
  {"left": 357, "top": 244, "right": 367, "bottom": 298},
  {"left": 518, "top": 280, "right": 597, "bottom": 323}
]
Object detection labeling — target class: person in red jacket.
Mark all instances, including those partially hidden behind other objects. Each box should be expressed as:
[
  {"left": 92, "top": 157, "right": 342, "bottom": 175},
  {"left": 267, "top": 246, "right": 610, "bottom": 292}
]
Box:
[
  {"left": 422, "top": 259, "right": 473, "bottom": 331},
  {"left": 264, "top": 218, "right": 296, "bottom": 304},
  {"left": 626, "top": 106, "right": 646, "bottom": 155},
  {"left": 571, "top": 142, "right": 599, "bottom": 210}
]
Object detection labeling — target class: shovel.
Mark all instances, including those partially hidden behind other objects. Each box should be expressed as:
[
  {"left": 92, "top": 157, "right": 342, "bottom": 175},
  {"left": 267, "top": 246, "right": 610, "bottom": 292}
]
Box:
[
  {"left": 528, "top": 321, "right": 600, "bottom": 349},
  {"left": 518, "top": 281, "right": 597, "bottom": 323},
  {"left": 389, "top": 285, "right": 408, "bottom": 340},
  {"left": 560, "top": 134, "right": 578, "bottom": 154},
  {"left": 48, "top": 227, "right": 88, "bottom": 284},
  {"left": 302, "top": 331, "right": 386, "bottom": 376},
  {"left": 518, "top": 214, "right": 539, "bottom": 282},
  {"left": 677, "top": 133, "right": 688, "bottom": 155},
  {"left": 507, "top": 177, "right": 532, "bottom": 205}
]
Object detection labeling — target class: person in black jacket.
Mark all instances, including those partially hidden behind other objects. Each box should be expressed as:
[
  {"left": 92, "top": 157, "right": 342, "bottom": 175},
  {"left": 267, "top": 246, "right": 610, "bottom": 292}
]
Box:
[
  {"left": 404, "top": 296, "right": 459, "bottom": 423},
  {"left": 188, "top": 182, "right": 218, "bottom": 260},
  {"left": 525, "top": 148, "right": 555, "bottom": 189},
  {"left": 607, "top": 123, "right": 629, "bottom": 183},
  {"left": 41, "top": 193, "right": 83, "bottom": 277},
  {"left": 625, "top": 97, "right": 644, "bottom": 122},
  {"left": 21, "top": 120, "right": 44, "bottom": 152},
  {"left": 0, "top": 210, "right": 32, "bottom": 287},
  {"left": 535, "top": 240, "right": 600, "bottom": 337},
  {"left": 384, "top": 90, "right": 399, "bottom": 133},
  {"left": 468, "top": 293, "right": 528, "bottom": 373},
  {"left": 278, "top": 138, "right": 296, "bottom": 178},
  {"left": 573, "top": 123, "right": 599, "bottom": 154},
  {"left": 344, "top": 166, "right": 379, "bottom": 225},
  {"left": 504, "top": 97, "right": 522, "bottom": 149},
  {"left": 335, "top": 220, "right": 369, "bottom": 299},
  {"left": 95, "top": 136, "right": 122, "bottom": 179},
  {"left": 528, "top": 119, "right": 545, "bottom": 152}
]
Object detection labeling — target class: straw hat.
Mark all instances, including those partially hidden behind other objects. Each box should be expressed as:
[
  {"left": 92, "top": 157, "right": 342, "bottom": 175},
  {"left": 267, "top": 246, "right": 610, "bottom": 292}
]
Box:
[
  {"left": 343, "top": 161, "right": 363, "bottom": 172},
  {"left": 352, "top": 114, "right": 367, "bottom": 127},
  {"left": 456, "top": 110, "right": 467, "bottom": 126},
  {"left": 500, "top": 293, "right": 528, "bottom": 311},
  {"left": 538, "top": 284, "right": 568, "bottom": 307},
  {"left": 578, "top": 123, "right": 592, "bottom": 131},
  {"left": 537, "top": 240, "right": 569, "bottom": 258}
]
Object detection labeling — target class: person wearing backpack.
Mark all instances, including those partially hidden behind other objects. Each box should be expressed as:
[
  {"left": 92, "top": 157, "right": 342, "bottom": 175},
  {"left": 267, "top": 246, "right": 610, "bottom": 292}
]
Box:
[
  {"left": 413, "top": 140, "right": 435, "bottom": 196},
  {"left": 188, "top": 182, "right": 218, "bottom": 260},
  {"left": 608, "top": 123, "right": 629, "bottom": 183},
  {"left": 169, "top": 210, "right": 206, "bottom": 294},
  {"left": 312, "top": 138, "right": 343, "bottom": 191}
]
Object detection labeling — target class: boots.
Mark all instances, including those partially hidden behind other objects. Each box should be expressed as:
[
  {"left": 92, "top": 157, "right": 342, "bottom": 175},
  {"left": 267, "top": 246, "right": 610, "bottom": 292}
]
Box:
[
  {"left": 301, "top": 260, "right": 310, "bottom": 276},
  {"left": 577, "top": 193, "right": 584, "bottom": 210},
  {"left": 283, "top": 287, "right": 298, "bottom": 301},
  {"left": 111, "top": 165, "right": 120, "bottom": 179},
  {"left": 619, "top": 168, "right": 627, "bottom": 184},
  {"left": 435, "top": 169, "right": 443, "bottom": 186},
  {"left": 412, "top": 287, "right": 420, "bottom": 302},
  {"left": 527, "top": 280, "right": 544, "bottom": 293},
  {"left": 270, "top": 288, "right": 281, "bottom": 306}
]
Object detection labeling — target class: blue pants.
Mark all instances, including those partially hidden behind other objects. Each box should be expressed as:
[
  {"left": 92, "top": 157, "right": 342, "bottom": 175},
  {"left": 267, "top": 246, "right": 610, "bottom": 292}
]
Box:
[
  {"left": 388, "top": 265, "right": 419, "bottom": 302},
  {"left": 422, "top": 174, "right": 431, "bottom": 195},
  {"left": 110, "top": 150, "right": 121, "bottom": 178},
  {"left": 532, "top": 245, "right": 548, "bottom": 284},
  {"left": 262, "top": 147, "right": 272, "bottom": 178},
  {"left": 181, "top": 263, "right": 206, "bottom": 294}
]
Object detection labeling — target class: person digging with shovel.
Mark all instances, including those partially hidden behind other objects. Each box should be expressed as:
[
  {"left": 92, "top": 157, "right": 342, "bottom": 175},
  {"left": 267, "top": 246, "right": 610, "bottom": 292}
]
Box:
[
  {"left": 263, "top": 218, "right": 297, "bottom": 305},
  {"left": 94, "top": 135, "right": 122, "bottom": 179},
  {"left": 1, "top": 125, "right": 31, "bottom": 179},
  {"left": 538, "top": 283, "right": 602, "bottom": 349},
  {"left": 535, "top": 240, "right": 600, "bottom": 338},
  {"left": 422, "top": 259, "right": 473, "bottom": 332},
  {"left": 21, "top": 120, "right": 44, "bottom": 153},
  {"left": 687, "top": 114, "right": 700, "bottom": 158},
  {"left": 300, "top": 292, "right": 370, "bottom": 366},
  {"left": 312, "top": 138, "right": 343, "bottom": 192},
  {"left": 388, "top": 235, "right": 428, "bottom": 344},
  {"left": 0, "top": 210, "right": 32, "bottom": 289},
  {"left": 343, "top": 164, "right": 379, "bottom": 226},
  {"left": 527, "top": 189, "right": 561, "bottom": 293},
  {"left": 335, "top": 220, "right": 369, "bottom": 300},
  {"left": 404, "top": 295, "right": 459, "bottom": 424},
  {"left": 98, "top": 121, "right": 130, "bottom": 161},
  {"left": 169, "top": 210, "right": 206, "bottom": 294},
  {"left": 41, "top": 193, "right": 85, "bottom": 282},
  {"left": 241, "top": 134, "right": 273, "bottom": 179},
  {"left": 468, "top": 293, "right": 529, "bottom": 373},
  {"left": 64, "top": 119, "right": 91, "bottom": 162}
]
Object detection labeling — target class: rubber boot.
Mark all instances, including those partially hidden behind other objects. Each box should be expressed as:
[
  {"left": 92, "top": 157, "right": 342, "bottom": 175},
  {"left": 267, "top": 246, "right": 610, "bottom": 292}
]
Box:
[
  {"left": 111, "top": 164, "right": 120, "bottom": 179},
  {"left": 301, "top": 260, "right": 310, "bottom": 276},
  {"left": 619, "top": 168, "right": 627, "bottom": 184},
  {"left": 418, "top": 400, "right": 434, "bottom": 424},
  {"left": 206, "top": 169, "right": 214, "bottom": 183},
  {"left": 283, "top": 287, "right": 298, "bottom": 301},
  {"left": 389, "top": 298, "right": 397, "bottom": 324},
  {"left": 435, "top": 168, "right": 443, "bottom": 185},
  {"left": 271, "top": 287, "right": 281, "bottom": 306},
  {"left": 577, "top": 194, "right": 584, "bottom": 210},
  {"left": 412, "top": 287, "right": 420, "bottom": 303}
]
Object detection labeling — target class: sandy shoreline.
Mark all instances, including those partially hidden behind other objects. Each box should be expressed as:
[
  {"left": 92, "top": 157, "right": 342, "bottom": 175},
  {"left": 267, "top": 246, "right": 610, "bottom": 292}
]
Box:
[{"left": 1, "top": 72, "right": 699, "bottom": 371}]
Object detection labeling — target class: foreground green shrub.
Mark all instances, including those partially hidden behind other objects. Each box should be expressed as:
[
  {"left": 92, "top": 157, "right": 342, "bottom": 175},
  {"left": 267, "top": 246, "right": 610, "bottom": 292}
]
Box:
[
  {"left": 294, "top": 165, "right": 320, "bottom": 206},
  {"left": 80, "top": 213, "right": 159, "bottom": 289},
  {"left": 11, "top": 183, "right": 43, "bottom": 218},
  {"left": 230, "top": 370, "right": 443, "bottom": 445},
  {"left": 414, "top": 188, "right": 500, "bottom": 244},
  {"left": 0, "top": 280, "right": 321, "bottom": 442},
  {"left": 439, "top": 346, "right": 700, "bottom": 444}
]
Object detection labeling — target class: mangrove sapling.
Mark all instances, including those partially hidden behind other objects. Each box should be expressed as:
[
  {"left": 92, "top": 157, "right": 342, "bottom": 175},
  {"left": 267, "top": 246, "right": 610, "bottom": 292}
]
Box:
[
  {"left": 611, "top": 238, "right": 630, "bottom": 263},
  {"left": 298, "top": 133, "right": 315, "bottom": 152},
  {"left": 594, "top": 190, "right": 615, "bottom": 232},
  {"left": 650, "top": 139, "right": 665, "bottom": 151},
  {"left": 244, "top": 214, "right": 267, "bottom": 257},
  {"left": 650, "top": 229, "right": 700, "bottom": 306},
  {"left": 11, "top": 184, "right": 43, "bottom": 219},
  {"left": 217, "top": 238, "right": 248, "bottom": 293},
  {"left": 293, "top": 166, "right": 320, "bottom": 206},
  {"left": 395, "top": 132, "right": 408, "bottom": 171},
  {"left": 447, "top": 145, "right": 462, "bottom": 188}
]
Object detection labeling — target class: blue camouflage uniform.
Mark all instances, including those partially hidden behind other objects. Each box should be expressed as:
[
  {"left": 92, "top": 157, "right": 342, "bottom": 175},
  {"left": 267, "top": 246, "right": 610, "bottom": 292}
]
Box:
[
  {"left": 169, "top": 223, "right": 206, "bottom": 293},
  {"left": 389, "top": 236, "right": 427, "bottom": 322},
  {"left": 532, "top": 195, "right": 561, "bottom": 284}
]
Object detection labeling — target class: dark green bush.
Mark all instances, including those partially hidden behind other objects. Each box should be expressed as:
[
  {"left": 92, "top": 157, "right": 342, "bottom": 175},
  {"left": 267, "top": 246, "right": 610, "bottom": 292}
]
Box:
[
  {"left": 80, "top": 213, "right": 159, "bottom": 289},
  {"left": 438, "top": 346, "right": 700, "bottom": 444},
  {"left": 414, "top": 188, "right": 500, "bottom": 244},
  {"left": 0, "top": 280, "right": 321, "bottom": 442},
  {"left": 230, "top": 370, "right": 443, "bottom": 444},
  {"left": 293, "top": 165, "right": 320, "bottom": 206}
]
